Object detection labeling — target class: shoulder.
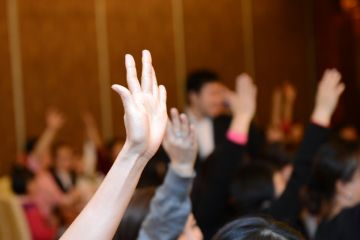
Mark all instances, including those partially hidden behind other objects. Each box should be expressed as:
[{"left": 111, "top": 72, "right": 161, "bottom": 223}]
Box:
[{"left": 316, "top": 205, "right": 360, "bottom": 240}]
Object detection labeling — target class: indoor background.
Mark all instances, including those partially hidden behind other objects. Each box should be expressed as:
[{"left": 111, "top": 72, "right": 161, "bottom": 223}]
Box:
[{"left": 0, "top": 0, "right": 359, "bottom": 175}]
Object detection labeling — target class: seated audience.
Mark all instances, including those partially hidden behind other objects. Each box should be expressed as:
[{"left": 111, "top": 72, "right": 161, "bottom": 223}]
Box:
[{"left": 51, "top": 143, "right": 77, "bottom": 193}]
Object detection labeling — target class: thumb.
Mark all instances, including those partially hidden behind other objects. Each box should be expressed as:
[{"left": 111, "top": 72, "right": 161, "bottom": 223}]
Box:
[{"left": 112, "top": 84, "right": 134, "bottom": 113}]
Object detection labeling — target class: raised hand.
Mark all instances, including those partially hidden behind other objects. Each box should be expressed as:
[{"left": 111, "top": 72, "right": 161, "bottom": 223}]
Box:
[
  {"left": 227, "top": 74, "right": 257, "bottom": 134},
  {"left": 312, "top": 69, "right": 345, "bottom": 126},
  {"left": 46, "top": 108, "right": 65, "bottom": 130},
  {"left": 163, "top": 108, "right": 197, "bottom": 177},
  {"left": 112, "top": 50, "right": 167, "bottom": 160},
  {"left": 283, "top": 82, "right": 297, "bottom": 103}
]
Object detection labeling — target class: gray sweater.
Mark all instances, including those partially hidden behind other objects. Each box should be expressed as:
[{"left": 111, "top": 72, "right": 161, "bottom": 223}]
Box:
[{"left": 137, "top": 166, "right": 195, "bottom": 240}]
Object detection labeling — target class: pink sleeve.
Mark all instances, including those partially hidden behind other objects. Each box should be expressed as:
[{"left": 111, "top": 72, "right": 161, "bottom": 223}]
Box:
[
  {"left": 226, "top": 130, "right": 248, "bottom": 145},
  {"left": 24, "top": 205, "right": 57, "bottom": 240}
]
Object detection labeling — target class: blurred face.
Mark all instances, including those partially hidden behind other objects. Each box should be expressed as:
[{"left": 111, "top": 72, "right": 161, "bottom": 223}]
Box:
[
  {"left": 55, "top": 145, "right": 74, "bottom": 171},
  {"left": 178, "top": 214, "right": 203, "bottom": 240},
  {"left": 337, "top": 166, "right": 360, "bottom": 208},
  {"left": 273, "top": 164, "right": 293, "bottom": 198},
  {"left": 190, "top": 82, "right": 227, "bottom": 118},
  {"left": 339, "top": 127, "right": 358, "bottom": 142},
  {"left": 27, "top": 178, "right": 38, "bottom": 196}
]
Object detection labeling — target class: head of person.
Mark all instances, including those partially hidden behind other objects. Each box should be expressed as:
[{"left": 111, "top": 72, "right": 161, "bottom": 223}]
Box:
[
  {"left": 336, "top": 123, "right": 359, "bottom": 142},
  {"left": 230, "top": 163, "right": 287, "bottom": 215},
  {"left": 262, "top": 143, "right": 294, "bottom": 183},
  {"left": 53, "top": 142, "right": 75, "bottom": 172},
  {"left": 310, "top": 140, "right": 360, "bottom": 218},
  {"left": 11, "top": 165, "right": 36, "bottom": 195},
  {"left": 186, "top": 70, "right": 227, "bottom": 118},
  {"left": 231, "top": 163, "right": 274, "bottom": 215},
  {"left": 212, "top": 216, "right": 303, "bottom": 240}
]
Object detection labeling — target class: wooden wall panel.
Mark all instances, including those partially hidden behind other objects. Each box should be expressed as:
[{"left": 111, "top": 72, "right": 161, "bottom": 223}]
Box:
[
  {"left": 106, "top": 0, "right": 177, "bottom": 139},
  {"left": 18, "top": 0, "right": 101, "bottom": 150},
  {"left": 183, "top": 0, "right": 245, "bottom": 89},
  {"left": 252, "top": 0, "right": 315, "bottom": 125},
  {"left": 0, "top": 0, "right": 17, "bottom": 175},
  {"left": 314, "top": 0, "right": 360, "bottom": 127}
]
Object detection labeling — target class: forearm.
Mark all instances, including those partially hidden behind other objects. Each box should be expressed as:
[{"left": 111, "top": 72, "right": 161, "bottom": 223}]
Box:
[
  {"left": 138, "top": 166, "right": 194, "bottom": 240},
  {"left": 61, "top": 143, "right": 147, "bottom": 240},
  {"left": 283, "top": 99, "right": 295, "bottom": 125},
  {"left": 32, "top": 127, "right": 57, "bottom": 157}
]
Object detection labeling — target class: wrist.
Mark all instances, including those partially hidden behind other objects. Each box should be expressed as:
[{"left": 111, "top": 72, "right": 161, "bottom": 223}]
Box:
[
  {"left": 170, "top": 162, "right": 195, "bottom": 178},
  {"left": 311, "top": 108, "right": 331, "bottom": 127},
  {"left": 230, "top": 115, "right": 251, "bottom": 134},
  {"left": 115, "top": 141, "right": 150, "bottom": 169}
]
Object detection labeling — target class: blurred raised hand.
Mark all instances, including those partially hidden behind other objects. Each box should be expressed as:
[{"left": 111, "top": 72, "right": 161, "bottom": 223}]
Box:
[
  {"left": 312, "top": 69, "right": 345, "bottom": 126},
  {"left": 227, "top": 74, "right": 257, "bottom": 134},
  {"left": 46, "top": 108, "right": 65, "bottom": 130},
  {"left": 163, "top": 108, "right": 197, "bottom": 177}
]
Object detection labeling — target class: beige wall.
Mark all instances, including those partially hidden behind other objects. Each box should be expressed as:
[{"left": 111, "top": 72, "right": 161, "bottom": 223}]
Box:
[{"left": 0, "top": 0, "right": 318, "bottom": 175}]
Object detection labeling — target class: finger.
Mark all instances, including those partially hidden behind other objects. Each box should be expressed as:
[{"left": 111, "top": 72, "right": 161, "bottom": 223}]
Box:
[
  {"left": 164, "top": 120, "right": 173, "bottom": 142},
  {"left": 125, "top": 54, "right": 141, "bottom": 93},
  {"left": 170, "top": 108, "right": 181, "bottom": 135},
  {"left": 159, "top": 85, "right": 167, "bottom": 110},
  {"left": 141, "top": 50, "right": 153, "bottom": 93},
  {"left": 336, "top": 83, "right": 345, "bottom": 96},
  {"left": 180, "top": 113, "right": 190, "bottom": 136},
  {"left": 111, "top": 84, "right": 134, "bottom": 113},
  {"left": 152, "top": 67, "right": 159, "bottom": 98},
  {"left": 189, "top": 124, "right": 197, "bottom": 145}
]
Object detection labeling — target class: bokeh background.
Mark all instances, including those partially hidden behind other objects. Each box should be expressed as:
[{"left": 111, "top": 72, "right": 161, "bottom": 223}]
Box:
[{"left": 1, "top": 0, "right": 360, "bottom": 175}]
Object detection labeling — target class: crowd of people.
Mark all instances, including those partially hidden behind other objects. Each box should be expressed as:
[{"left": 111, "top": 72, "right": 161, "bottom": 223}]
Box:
[{"left": 7, "top": 50, "right": 360, "bottom": 240}]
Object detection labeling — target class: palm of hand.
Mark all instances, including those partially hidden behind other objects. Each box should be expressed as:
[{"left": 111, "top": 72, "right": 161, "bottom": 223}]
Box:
[
  {"left": 163, "top": 134, "right": 197, "bottom": 164},
  {"left": 129, "top": 93, "right": 167, "bottom": 157},
  {"left": 113, "top": 50, "right": 168, "bottom": 161},
  {"left": 163, "top": 109, "right": 197, "bottom": 166}
]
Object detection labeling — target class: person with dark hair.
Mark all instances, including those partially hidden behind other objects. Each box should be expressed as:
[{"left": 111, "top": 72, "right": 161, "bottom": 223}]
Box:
[
  {"left": 230, "top": 163, "right": 278, "bottom": 216},
  {"left": 213, "top": 216, "right": 303, "bottom": 240},
  {"left": 194, "top": 69, "right": 344, "bottom": 238},
  {"left": 51, "top": 143, "right": 77, "bottom": 193},
  {"left": 185, "top": 69, "right": 228, "bottom": 160},
  {"left": 311, "top": 140, "right": 360, "bottom": 240},
  {"left": 193, "top": 73, "right": 258, "bottom": 238}
]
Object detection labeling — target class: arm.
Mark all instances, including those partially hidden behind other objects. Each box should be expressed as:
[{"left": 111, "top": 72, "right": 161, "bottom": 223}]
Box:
[
  {"left": 139, "top": 108, "right": 197, "bottom": 240},
  {"left": 82, "top": 112, "right": 103, "bottom": 149},
  {"left": 269, "top": 69, "right": 345, "bottom": 222},
  {"left": 194, "top": 74, "right": 257, "bottom": 238},
  {"left": 29, "top": 109, "right": 64, "bottom": 169},
  {"left": 282, "top": 82, "right": 296, "bottom": 129},
  {"left": 60, "top": 50, "right": 168, "bottom": 240}
]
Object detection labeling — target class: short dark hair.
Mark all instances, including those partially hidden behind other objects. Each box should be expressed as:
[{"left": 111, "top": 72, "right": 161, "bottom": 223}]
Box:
[
  {"left": 212, "top": 216, "right": 304, "bottom": 240},
  {"left": 186, "top": 70, "right": 219, "bottom": 94},
  {"left": 230, "top": 163, "right": 275, "bottom": 215}
]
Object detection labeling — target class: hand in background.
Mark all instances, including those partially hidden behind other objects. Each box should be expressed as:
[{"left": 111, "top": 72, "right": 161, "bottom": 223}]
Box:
[
  {"left": 312, "top": 69, "right": 345, "bottom": 127},
  {"left": 46, "top": 108, "right": 65, "bottom": 131},
  {"left": 227, "top": 74, "right": 257, "bottom": 134},
  {"left": 163, "top": 108, "right": 197, "bottom": 177}
]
